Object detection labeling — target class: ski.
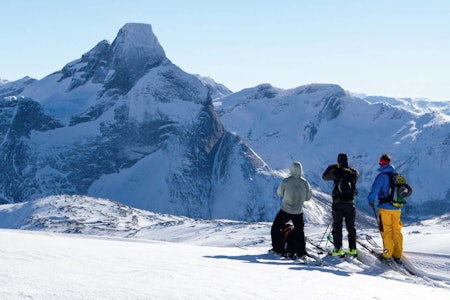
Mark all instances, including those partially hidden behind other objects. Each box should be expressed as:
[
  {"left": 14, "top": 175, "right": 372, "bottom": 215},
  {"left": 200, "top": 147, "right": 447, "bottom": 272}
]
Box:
[
  {"left": 267, "top": 249, "right": 297, "bottom": 260},
  {"left": 307, "top": 239, "right": 361, "bottom": 265},
  {"left": 304, "top": 251, "right": 324, "bottom": 266},
  {"left": 268, "top": 249, "right": 287, "bottom": 258},
  {"left": 268, "top": 249, "right": 323, "bottom": 266},
  {"left": 327, "top": 250, "right": 345, "bottom": 258},
  {"left": 306, "top": 238, "right": 327, "bottom": 254},
  {"left": 357, "top": 239, "right": 381, "bottom": 255},
  {"left": 357, "top": 240, "right": 414, "bottom": 276},
  {"left": 380, "top": 257, "right": 413, "bottom": 276},
  {"left": 365, "top": 234, "right": 382, "bottom": 249},
  {"left": 311, "top": 235, "right": 357, "bottom": 258}
]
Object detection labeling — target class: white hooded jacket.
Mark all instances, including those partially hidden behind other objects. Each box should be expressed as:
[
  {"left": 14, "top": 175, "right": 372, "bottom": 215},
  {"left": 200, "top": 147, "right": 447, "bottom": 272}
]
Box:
[{"left": 277, "top": 161, "right": 312, "bottom": 214}]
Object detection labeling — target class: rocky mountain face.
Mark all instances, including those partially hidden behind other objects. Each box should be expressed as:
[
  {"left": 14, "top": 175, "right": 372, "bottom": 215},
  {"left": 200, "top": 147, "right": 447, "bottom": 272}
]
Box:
[{"left": 0, "top": 23, "right": 291, "bottom": 222}]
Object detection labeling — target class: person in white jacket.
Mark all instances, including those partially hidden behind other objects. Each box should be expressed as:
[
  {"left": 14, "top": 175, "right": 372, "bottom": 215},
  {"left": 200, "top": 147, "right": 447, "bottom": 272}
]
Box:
[{"left": 271, "top": 161, "right": 312, "bottom": 259}]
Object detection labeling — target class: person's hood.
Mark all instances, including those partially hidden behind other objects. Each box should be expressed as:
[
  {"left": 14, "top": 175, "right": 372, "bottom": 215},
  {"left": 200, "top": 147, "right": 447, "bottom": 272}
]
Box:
[
  {"left": 290, "top": 161, "right": 303, "bottom": 177},
  {"left": 378, "top": 164, "right": 395, "bottom": 173},
  {"left": 337, "top": 153, "right": 349, "bottom": 168}
]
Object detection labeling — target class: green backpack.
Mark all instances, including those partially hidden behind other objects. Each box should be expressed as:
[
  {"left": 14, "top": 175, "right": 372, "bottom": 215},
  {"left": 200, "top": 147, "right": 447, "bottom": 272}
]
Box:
[{"left": 388, "top": 172, "right": 413, "bottom": 207}]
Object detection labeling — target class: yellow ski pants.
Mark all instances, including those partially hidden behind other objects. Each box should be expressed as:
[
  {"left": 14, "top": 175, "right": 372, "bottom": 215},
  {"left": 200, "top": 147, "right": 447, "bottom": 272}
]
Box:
[{"left": 378, "top": 208, "right": 403, "bottom": 259}]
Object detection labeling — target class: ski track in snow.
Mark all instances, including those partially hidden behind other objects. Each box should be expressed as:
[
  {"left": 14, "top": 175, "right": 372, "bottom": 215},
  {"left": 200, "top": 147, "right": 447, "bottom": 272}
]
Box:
[{"left": 403, "top": 251, "right": 450, "bottom": 283}]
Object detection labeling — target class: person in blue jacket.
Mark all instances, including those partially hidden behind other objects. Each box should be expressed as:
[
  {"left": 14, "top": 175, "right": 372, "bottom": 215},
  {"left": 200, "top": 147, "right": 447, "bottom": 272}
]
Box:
[{"left": 368, "top": 154, "right": 403, "bottom": 263}]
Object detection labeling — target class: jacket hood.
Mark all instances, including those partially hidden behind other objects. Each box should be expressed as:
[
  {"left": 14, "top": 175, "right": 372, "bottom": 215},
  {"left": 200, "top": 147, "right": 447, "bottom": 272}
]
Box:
[
  {"left": 378, "top": 164, "right": 395, "bottom": 173},
  {"left": 290, "top": 161, "right": 303, "bottom": 177},
  {"left": 337, "top": 153, "right": 349, "bottom": 168}
]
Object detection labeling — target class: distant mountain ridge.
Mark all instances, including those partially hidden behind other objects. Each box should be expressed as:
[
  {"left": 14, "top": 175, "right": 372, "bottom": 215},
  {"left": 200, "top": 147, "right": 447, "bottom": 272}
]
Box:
[
  {"left": 214, "top": 83, "right": 450, "bottom": 220},
  {"left": 0, "top": 76, "right": 36, "bottom": 98},
  {"left": 359, "top": 94, "right": 450, "bottom": 115},
  {"left": 1, "top": 23, "right": 449, "bottom": 222},
  {"left": 194, "top": 75, "right": 233, "bottom": 99}
]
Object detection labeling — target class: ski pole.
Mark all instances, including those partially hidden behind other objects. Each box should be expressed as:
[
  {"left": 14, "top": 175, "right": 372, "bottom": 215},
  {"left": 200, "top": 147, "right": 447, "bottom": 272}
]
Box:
[
  {"left": 371, "top": 203, "right": 386, "bottom": 249},
  {"left": 319, "top": 220, "right": 332, "bottom": 248},
  {"left": 371, "top": 204, "right": 382, "bottom": 232}
]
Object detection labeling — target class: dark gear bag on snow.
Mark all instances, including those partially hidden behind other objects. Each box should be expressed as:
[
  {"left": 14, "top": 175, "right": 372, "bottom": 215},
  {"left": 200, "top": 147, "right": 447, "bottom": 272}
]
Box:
[{"left": 276, "top": 224, "right": 298, "bottom": 256}]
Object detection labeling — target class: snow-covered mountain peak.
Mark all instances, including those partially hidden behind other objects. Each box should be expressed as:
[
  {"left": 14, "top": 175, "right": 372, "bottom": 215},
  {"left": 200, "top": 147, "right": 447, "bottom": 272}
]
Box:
[
  {"left": 81, "top": 40, "right": 110, "bottom": 60},
  {"left": 13, "top": 23, "right": 175, "bottom": 122},
  {"left": 293, "top": 83, "right": 346, "bottom": 96},
  {"left": 194, "top": 74, "right": 233, "bottom": 99},
  {"left": 112, "top": 23, "right": 165, "bottom": 64},
  {"left": 231, "top": 83, "right": 347, "bottom": 104},
  {"left": 113, "top": 23, "right": 164, "bottom": 54},
  {"left": 248, "top": 84, "right": 281, "bottom": 98},
  {"left": 107, "top": 23, "right": 167, "bottom": 92}
]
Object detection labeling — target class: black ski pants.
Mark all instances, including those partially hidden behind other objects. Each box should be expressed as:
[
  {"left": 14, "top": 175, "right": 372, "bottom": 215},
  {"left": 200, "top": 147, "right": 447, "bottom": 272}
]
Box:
[
  {"left": 271, "top": 209, "right": 306, "bottom": 256},
  {"left": 332, "top": 202, "right": 357, "bottom": 250}
]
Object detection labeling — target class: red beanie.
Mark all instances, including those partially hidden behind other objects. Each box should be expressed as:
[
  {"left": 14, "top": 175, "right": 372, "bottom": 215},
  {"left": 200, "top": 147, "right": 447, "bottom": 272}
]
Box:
[{"left": 379, "top": 154, "right": 391, "bottom": 166}]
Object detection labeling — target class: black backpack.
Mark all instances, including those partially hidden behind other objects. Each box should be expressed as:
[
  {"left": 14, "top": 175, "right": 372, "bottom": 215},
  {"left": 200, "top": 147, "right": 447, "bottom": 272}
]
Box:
[
  {"left": 277, "top": 224, "right": 298, "bottom": 255},
  {"left": 334, "top": 167, "right": 358, "bottom": 201}
]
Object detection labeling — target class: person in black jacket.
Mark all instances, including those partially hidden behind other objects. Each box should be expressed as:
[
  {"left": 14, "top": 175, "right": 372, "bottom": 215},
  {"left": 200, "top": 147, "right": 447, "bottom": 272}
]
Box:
[{"left": 322, "top": 153, "right": 360, "bottom": 256}]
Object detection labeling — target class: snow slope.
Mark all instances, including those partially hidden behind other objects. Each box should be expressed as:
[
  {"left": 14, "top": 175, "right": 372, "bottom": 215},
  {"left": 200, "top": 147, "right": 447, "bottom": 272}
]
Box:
[{"left": 0, "top": 196, "right": 449, "bottom": 299}]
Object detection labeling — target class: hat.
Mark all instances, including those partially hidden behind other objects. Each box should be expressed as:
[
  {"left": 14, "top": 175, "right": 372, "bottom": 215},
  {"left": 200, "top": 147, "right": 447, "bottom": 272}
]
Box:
[
  {"left": 337, "top": 153, "right": 348, "bottom": 168},
  {"left": 379, "top": 154, "right": 391, "bottom": 166},
  {"left": 290, "top": 161, "right": 303, "bottom": 177}
]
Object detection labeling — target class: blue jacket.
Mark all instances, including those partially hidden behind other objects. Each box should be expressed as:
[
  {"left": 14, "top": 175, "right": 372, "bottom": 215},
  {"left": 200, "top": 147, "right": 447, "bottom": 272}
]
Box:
[{"left": 367, "top": 164, "right": 400, "bottom": 210}]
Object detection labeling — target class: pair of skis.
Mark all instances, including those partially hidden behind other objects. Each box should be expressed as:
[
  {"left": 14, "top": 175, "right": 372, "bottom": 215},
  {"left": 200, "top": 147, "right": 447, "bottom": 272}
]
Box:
[
  {"left": 358, "top": 234, "right": 414, "bottom": 276},
  {"left": 305, "top": 238, "right": 359, "bottom": 266},
  {"left": 309, "top": 234, "right": 411, "bottom": 275}
]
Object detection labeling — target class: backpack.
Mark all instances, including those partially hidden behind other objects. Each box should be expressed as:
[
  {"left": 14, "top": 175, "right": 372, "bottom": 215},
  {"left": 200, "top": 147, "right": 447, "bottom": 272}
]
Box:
[
  {"left": 335, "top": 168, "right": 358, "bottom": 201},
  {"left": 387, "top": 172, "right": 413, "bottom": 207},
  {"left": 277, "top": 224, "right": 298, "bottom": 256}
]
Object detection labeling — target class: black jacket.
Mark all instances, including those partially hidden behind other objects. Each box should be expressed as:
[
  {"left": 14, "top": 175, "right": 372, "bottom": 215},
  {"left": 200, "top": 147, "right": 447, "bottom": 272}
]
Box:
[{"left": 322, "top": 164, "right": 360, "bottom": 202}]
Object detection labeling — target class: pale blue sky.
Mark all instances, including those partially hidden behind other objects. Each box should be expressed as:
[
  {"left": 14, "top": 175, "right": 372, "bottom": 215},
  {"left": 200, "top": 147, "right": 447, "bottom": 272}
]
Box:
[{"left": 1, "top": 0, "right": 449, "bottom": 100}]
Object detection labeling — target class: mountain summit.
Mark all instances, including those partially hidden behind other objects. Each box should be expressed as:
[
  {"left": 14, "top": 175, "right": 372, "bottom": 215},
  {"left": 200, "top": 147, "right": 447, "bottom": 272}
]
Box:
[
  {"left": 0, "top": 23, "right": 295, "bottom": 221},
  {"left": 59, "top": 23, "right": 167, "bottom": 96},
  {"left": 106, "top": 23, "right": 167, "bottom": 93}
]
